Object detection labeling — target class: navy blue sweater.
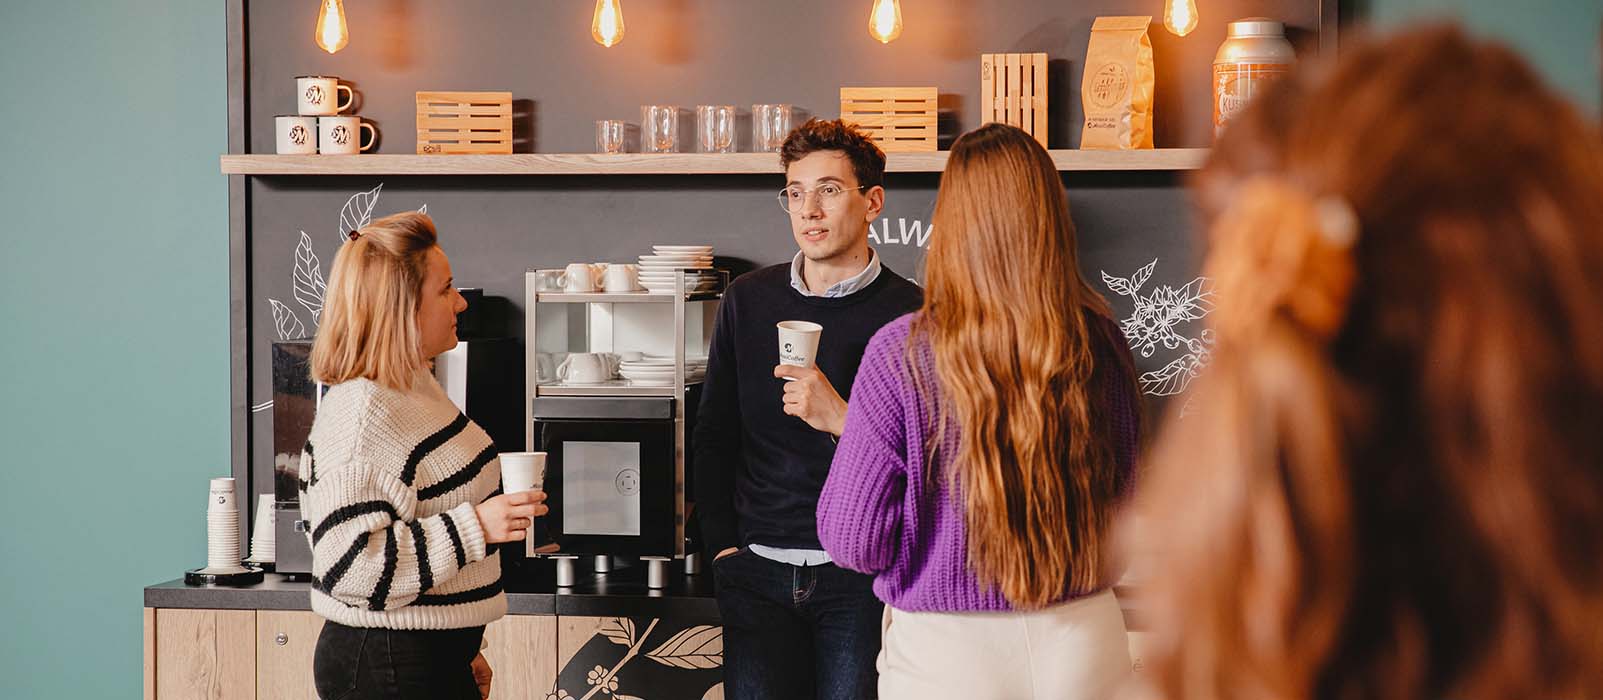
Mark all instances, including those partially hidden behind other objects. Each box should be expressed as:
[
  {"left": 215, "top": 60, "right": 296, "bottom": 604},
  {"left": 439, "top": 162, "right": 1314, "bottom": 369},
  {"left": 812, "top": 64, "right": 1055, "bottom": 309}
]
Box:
[{"left": 693, "top": 262, "right": 924, "bottom": 557}]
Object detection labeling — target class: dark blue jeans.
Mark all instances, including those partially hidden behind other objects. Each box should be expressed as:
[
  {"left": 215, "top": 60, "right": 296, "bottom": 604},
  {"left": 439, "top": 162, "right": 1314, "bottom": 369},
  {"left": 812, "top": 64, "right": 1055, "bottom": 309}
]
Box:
[
  {"left": 713, "top": 548, "right": 884, "bottom": 700},
  {"left": 313, "top": 620, "right": 484, "bottom": 700}
]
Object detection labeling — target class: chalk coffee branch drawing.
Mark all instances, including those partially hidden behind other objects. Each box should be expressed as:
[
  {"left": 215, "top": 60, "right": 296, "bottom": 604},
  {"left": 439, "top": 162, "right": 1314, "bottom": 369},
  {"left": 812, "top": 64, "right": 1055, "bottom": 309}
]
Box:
[{"left": 1100, "top": 258, "right": 1217, "bottom": 398}]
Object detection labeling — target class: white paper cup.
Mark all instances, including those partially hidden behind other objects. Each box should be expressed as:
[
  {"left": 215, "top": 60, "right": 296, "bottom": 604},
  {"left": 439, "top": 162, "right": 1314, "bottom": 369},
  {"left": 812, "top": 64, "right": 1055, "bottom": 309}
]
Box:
[
  {"left": 501, "top": 452, "right": 547, "bottom": 494},
  {"left": 777, "top": 321, "right": 823, "bottom": 370},
  {"left": 209, "top": 477, "right": 237, "bottom": 511}
]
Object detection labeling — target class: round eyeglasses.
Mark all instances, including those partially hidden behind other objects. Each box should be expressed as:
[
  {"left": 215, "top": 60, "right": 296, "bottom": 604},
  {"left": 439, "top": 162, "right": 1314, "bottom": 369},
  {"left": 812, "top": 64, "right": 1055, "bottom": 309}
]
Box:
[{"left": 777, "top": 184, "right": 866, "bottom": 214}]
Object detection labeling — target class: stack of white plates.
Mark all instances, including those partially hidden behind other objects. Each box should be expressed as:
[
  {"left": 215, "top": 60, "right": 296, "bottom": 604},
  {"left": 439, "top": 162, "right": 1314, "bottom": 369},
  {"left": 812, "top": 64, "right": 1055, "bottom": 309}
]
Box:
[
  {"left": 639, "top": 245, "right": 719, "bottom": 293},
  {"left": 619, "top": 356, "right": 709, "bottom": 386}
]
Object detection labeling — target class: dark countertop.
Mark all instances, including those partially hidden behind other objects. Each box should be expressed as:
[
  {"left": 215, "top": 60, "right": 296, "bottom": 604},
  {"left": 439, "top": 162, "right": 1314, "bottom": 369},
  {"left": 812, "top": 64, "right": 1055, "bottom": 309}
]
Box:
[{"left": 146, "top": 556, "right": 719, "bottom": 619}]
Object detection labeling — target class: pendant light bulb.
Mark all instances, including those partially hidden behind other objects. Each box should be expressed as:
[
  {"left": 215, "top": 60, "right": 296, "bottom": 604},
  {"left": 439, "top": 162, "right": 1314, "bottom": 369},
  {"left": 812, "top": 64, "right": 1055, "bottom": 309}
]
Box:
[
  {"left": 1164, "top": 0, "right": 1199, "bottom": 37},
  {"left": 314, "top": 0, "right": 349, "bottom": 54},
  {"left": 868, "top": 0, "right": 903, "bottom": 44},
  {"left": 592, "top": 0, "right": 625, "bottom": 48}
]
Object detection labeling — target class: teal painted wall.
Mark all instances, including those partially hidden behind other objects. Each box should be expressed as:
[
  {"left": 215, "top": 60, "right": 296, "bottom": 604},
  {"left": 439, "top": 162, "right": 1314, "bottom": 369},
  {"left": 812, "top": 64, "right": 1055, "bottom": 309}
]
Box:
[
  {"left": 0, "top": 1, "right": 1594, "bottom": 697},
  {"left": 1355, "top": 0, "right": 1603, "bottom": 112},
  {"left": 0, "top": 1, "right": 228, "bottom": 698}
]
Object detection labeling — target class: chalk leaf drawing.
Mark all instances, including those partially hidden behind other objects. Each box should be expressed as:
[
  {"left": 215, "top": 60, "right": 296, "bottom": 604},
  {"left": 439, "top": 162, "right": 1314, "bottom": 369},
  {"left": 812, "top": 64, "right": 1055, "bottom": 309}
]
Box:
[
  {"left": 274, "top": 184, "right": 436, "bottom": 342},
  {"left": 1101, "top": 258, "right": 1217, "bottom": 397},
  {"left": 644, "top": 625, "right": 723, "bottom": 670},
  {"left": 338, "top": 183, "right": 383, "bottom": 243},
  {"left": 293, "top": 231, "right": 328, "bottom": 321},
  {"left": 269, "top": 299, "right": 307, "bottom": 340}
]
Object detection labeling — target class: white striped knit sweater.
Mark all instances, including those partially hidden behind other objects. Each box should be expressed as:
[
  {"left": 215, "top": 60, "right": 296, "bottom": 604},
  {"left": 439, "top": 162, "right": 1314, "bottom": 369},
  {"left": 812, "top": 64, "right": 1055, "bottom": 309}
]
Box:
[{"left": 299, "top": 370, "right": 506, "bottom": 629}]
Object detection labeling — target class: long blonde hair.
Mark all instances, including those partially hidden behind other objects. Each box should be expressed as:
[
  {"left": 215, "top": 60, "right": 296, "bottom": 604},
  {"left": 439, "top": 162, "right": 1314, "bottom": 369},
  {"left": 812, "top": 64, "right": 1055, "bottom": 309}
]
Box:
[
  {"left": 1135, "top": 25, "right": 1603, "bottom": 700},
  {"left": 310, "top": 211, "right": 438, "bottom": 390},
  {"left": 912, "top": 123, "right": 1136, "bottom": 608}
]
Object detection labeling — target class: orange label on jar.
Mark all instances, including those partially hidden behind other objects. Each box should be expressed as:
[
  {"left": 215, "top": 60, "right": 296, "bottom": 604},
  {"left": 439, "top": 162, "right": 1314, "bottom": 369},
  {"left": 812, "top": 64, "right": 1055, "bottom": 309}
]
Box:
[{"left": 1213, "top": 63, "right": 1290, "bottom": 136}]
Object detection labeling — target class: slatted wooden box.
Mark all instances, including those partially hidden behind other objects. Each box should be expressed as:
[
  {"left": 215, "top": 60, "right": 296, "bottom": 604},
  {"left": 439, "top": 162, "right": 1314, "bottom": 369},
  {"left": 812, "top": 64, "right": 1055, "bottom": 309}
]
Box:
[
  {"left": 416, "top": 91, "right": 514, "bottom": 154},
  {"left": 980, "top": 53, "right": 1048, "bottom": 146},
  {"left": 839, "top": 87, "right": 938, "bottom": 152}
]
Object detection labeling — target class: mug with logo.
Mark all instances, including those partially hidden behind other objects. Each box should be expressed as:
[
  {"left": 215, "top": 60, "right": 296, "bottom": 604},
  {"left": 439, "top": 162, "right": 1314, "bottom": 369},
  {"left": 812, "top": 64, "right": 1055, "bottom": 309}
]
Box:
[
  {"left": 318, "top": 116, "right": 376, "bottom": 155},
  {"left": 297, "top": 76, "right": 355, "bottom": 116},
  {"left": 275, "top": 115, "right": 317, "bottom": 154}
]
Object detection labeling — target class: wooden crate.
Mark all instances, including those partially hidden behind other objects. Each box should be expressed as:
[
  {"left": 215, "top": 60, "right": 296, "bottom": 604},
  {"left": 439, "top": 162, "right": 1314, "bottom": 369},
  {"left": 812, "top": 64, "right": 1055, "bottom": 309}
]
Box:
[
  {"left": 980, "top": 53, "right": 1048, "bottom": 146},
  {"left": 415, "top": 91, "right": 513, "bottom": 154},
  {"left": 839, "top": 87, "right": 938, "bottom": 152}
]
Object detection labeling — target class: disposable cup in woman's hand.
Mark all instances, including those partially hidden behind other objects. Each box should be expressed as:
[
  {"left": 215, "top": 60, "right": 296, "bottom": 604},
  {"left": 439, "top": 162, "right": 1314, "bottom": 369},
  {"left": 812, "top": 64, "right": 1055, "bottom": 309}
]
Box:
[
  {"left": 500, "top": 452, "right": 546, "bottom": 493},
  {"left": 476, "top": 490, "right": 547, "bottom": 544}
]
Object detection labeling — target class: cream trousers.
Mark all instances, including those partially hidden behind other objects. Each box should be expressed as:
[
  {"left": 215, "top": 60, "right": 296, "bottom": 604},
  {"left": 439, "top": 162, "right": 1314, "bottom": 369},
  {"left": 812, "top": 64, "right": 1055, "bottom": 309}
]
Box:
[{"left": 877, "top": 589, "right": 1133, "bottom": 700}]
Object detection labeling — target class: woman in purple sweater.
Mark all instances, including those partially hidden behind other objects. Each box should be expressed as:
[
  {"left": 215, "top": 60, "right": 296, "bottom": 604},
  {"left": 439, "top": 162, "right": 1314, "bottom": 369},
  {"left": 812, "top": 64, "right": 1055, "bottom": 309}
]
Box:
[{"left": 817, "top": 123, "right": 1142, "bottom": 699}]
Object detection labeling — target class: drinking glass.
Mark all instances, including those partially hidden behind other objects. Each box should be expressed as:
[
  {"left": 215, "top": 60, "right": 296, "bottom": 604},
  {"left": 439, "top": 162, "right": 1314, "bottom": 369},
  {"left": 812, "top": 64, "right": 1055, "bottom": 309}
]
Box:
[
  {"left": 696, "top": 105, "right": 736, "bottom": 153},
  {"left": 752, "top": 103, "right": 792, "bottom": 152},
  {"left": 595, "top": 119, "right": 626, "bottom": 154},
  {"left": 641, "top": 105, "right": 679, "bottom": 153}
]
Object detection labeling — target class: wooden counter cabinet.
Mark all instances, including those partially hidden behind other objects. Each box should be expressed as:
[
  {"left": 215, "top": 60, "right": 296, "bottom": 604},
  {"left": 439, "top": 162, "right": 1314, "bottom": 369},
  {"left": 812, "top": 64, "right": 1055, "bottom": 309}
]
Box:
[{"left": 146, "top": 608, "right": 560, "bottom": 700}]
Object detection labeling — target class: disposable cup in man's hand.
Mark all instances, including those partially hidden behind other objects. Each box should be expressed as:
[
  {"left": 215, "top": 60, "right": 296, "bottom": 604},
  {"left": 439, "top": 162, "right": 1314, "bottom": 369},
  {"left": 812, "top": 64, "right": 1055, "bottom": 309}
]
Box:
[
  {"left": 500, "top": 452, "right": 546, "bottom": 493},
  {"left": 777, "top": 321, "right": 823, "bottom": 379}
]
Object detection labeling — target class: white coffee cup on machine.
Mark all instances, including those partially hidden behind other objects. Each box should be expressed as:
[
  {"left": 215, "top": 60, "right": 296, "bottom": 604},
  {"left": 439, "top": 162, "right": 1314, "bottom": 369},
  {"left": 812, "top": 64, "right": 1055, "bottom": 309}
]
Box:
[
  {"left": 560, "top": 263, "right": 605, "bottom": 293},
  {"left": 500, "top": 452, "right": 547, "bottom": 494},
  {"left": 603, "top": 263, "right": 641, "bottom": 292},
  {"left": 558, "top": 352, "right": 620, "bottom": 383},
  {"left": 777, "top": 321, "right": 822, "bottom": 380}
]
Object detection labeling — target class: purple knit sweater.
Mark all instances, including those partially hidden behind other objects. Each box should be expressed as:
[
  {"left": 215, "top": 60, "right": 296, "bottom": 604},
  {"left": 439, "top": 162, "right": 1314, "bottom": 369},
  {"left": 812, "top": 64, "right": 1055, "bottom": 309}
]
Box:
[{"left": 817, "top": 312, "right": 1141, "bottom": 612}]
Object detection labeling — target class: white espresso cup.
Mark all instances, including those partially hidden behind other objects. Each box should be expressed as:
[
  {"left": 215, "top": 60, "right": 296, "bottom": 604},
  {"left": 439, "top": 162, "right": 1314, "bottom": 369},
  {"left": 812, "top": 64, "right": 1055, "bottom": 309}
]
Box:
[
  {"left": 208, "top": 477, "right": 237, "bottom": 512},
  {"left": 558, "top": 352, "right": 619, "bottom": 383},
  {"left": 603, "top": 263, "right": 641, "bottom": 292},
  {"left": 275, "top": 115, "right": 317, "bottom": 154},
  {"left": 318, "top": 116, "right": 375, "bottom": 155},
  {"left": 560, "top": 263, "right": 604, "bottom": 293},
  {"left": 777, "top": 321, "right": 823, "bottom": 372},
  {"left": 500, "top": 452, "right": 547, "bottom": 494},
  {"left": 297, "top": 75, "right": 354, "bottom": 116}
]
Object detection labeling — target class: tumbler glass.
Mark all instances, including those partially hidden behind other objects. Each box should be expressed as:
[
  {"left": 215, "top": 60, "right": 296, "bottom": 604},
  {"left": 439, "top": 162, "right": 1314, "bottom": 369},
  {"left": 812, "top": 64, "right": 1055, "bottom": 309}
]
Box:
[
  {"left": 752, "top": 103, "right": 792, "bottom": 152},
  {"left": 641, "top": 104, "right": 679, "bottom": 153},
  {"left": 696, "top": 105, "right": 736, "bottom": 153},
  {"left": 595, "top": 119, "right": 626, "bottom": 154}
]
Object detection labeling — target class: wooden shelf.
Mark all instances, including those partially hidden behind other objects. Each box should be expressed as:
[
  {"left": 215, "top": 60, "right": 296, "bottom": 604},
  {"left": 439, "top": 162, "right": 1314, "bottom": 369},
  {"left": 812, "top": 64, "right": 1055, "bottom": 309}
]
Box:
[{"left": 220, "top": 149, "right": 1208, "bottom": 175}]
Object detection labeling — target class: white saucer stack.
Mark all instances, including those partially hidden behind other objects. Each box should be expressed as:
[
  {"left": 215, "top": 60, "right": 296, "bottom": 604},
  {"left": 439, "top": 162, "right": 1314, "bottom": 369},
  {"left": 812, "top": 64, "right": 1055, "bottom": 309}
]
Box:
[
  {"left": 639, "top": 245, "right": 719, "bottom": 293},
  {"left": 619, "top": 355, "right": 709, "bottom": 386}
]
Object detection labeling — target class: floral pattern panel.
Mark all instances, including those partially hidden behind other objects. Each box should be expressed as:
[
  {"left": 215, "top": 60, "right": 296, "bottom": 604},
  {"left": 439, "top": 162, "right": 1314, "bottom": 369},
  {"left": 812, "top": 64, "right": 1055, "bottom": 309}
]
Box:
[{"left": 554, "top": 616, "right": 724, "bottom": 700}]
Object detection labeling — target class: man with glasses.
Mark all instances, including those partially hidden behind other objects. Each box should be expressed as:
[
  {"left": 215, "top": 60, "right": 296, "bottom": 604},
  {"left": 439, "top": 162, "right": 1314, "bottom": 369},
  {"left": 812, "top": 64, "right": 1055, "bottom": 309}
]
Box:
[{"left": 694, "top": 119, "right": 924, "bottom": 699}]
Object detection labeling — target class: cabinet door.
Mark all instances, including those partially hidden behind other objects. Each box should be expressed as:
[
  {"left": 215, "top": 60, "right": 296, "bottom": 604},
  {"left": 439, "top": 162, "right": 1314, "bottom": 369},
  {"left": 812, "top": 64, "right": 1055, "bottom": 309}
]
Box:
[
  {"left": 256, "top": 610, "right": 325, "bottom": 700},
  {"left": 153, "top": 608, "right": 256, "bottom": 700},
  {"left": 482, "top": 615, "right": 559, "bottom": 699},
  {"left": 556, "top": 616, "right": 725, "bottom": 700}
]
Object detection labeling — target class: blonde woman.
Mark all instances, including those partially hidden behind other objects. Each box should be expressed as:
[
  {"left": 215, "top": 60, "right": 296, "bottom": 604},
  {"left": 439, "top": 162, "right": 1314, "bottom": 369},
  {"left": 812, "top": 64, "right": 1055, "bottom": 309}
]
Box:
[
  {"left": 817, "top": 123, "right": 1142, "bottom": 699},
  {"left": 301, "top": 211, "right": 545, "bottom": 699}
]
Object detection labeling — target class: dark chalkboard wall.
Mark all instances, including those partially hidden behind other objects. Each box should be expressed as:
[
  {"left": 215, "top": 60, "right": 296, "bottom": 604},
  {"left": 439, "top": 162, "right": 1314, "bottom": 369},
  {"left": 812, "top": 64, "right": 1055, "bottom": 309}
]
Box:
[{"left": 239, "top": 0, "right": 1333, "bottom": 490}]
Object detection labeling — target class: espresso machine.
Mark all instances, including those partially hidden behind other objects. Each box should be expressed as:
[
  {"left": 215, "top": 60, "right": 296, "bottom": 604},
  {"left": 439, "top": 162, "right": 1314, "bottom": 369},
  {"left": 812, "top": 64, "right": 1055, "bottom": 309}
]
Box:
[{"left": 524, "top": 270, "right": 721, "bottom": 587}]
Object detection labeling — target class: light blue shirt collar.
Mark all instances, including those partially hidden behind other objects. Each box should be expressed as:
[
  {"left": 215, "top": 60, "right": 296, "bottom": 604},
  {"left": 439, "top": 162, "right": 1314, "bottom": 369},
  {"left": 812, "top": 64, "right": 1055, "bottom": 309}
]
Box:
[{"left": 789, "top": 248, "right": 882, "bottom": 298}]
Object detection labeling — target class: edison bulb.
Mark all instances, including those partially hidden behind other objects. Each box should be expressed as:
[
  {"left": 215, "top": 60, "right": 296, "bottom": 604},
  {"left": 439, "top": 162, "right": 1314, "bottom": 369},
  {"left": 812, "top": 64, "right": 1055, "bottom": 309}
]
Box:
[
  {"left": 1165, "top": 0, "right": 1199, "bottom": 37},
  {"left": 868, "top": 0, "right": 903, "bottom": 44},
  {"left": 314, "top": 0, "right": 349, "bottom": 54},
  {"left": 592, "top": 0, "right": 625, "bottom": 48}
]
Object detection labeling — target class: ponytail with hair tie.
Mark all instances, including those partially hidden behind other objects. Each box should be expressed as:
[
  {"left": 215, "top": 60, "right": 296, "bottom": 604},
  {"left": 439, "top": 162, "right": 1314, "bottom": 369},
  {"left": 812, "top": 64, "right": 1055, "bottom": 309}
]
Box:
[{"left": 1206, "top": 177, "right": 1358, "bottom": 347}]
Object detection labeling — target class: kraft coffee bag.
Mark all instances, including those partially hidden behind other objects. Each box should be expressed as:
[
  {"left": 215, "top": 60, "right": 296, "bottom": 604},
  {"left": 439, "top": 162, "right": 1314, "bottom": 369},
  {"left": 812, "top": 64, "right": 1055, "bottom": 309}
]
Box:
[{"left": 1081, "top": 16, "right": 1155, "bottom": 150}]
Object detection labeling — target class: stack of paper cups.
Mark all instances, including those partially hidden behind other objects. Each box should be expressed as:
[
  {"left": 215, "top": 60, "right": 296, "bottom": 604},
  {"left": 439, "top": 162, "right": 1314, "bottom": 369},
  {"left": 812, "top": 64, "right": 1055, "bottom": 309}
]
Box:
[
  {"left": 204, "top": 478, "right": 249, "bottom": 574},
  {"left": 246, "top": 494, "right": 276, "bottom": 565}
]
